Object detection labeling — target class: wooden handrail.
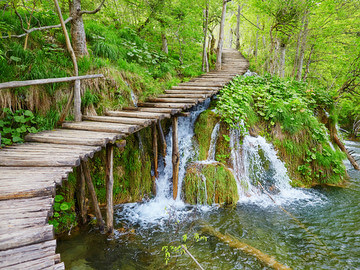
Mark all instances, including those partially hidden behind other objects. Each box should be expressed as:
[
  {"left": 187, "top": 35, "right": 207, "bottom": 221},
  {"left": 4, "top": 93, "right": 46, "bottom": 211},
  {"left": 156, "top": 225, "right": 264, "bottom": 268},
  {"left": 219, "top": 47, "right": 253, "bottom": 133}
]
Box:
[{"left": 0, "top": 74, "right": 104, "bottom": 90}]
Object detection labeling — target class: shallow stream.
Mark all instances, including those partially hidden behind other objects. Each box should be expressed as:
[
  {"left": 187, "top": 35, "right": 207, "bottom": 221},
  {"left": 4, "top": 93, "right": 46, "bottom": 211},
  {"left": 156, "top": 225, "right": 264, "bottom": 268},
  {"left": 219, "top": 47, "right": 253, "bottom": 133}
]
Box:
[{"left": 58, "top": 101, "right": 360, "bottom": 269}]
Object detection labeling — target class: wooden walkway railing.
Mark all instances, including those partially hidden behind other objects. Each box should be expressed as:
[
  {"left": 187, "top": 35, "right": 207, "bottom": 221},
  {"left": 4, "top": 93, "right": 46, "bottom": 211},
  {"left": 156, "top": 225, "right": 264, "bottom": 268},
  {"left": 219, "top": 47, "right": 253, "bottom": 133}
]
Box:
[{"left": 0, "top": 49, "right": 249, "bottom": 269}]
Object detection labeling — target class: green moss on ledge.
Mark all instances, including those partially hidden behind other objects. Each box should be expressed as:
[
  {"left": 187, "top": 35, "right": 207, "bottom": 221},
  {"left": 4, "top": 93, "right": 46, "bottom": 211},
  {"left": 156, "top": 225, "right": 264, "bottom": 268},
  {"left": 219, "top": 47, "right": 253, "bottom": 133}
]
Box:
[{"left": 183, "top": 162, "right": 239, "bottom": 205}]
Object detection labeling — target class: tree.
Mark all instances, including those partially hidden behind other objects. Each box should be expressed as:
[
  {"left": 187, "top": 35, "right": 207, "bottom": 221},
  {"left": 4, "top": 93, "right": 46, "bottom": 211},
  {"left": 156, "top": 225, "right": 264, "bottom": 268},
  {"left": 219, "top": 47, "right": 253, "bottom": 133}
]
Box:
[{"left": 216, "top": 0, "right": 231, "bottom": 71}]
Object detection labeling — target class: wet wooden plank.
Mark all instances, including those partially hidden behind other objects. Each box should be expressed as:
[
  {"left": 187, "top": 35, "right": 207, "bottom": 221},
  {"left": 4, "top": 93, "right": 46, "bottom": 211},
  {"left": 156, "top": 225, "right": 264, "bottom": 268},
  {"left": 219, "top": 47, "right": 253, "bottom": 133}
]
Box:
[{"left": 137, "top": 107, "right": 182, "bottom": 114}]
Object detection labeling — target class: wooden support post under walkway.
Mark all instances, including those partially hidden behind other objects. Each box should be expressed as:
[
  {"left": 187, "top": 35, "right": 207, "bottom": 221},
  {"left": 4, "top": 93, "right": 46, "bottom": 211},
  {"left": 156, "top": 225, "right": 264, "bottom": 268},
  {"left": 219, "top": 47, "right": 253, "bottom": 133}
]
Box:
[
  {"left": 81, "top": 160, "right": 105, "bottom": 232},
  {"left": 152, "top": 123, "right": 158, "bottom": 195},
  {"left": 105, "top": 144, "right": 114, "bottom": 234},
  {"left": 157, "top": 120, "right": 167, "bottom": 158},
  {"left": 76, "top": 165, "right": 87, "bottom": 225},
  {"left": 172, "top": 116, "right": 180, "bottom": 200}
]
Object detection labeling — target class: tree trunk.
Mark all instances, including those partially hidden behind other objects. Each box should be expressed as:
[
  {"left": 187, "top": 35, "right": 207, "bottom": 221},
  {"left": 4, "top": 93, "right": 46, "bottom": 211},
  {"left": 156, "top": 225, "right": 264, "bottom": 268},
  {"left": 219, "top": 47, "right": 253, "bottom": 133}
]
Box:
[
  {"left": 69, "top": 0, "right": 89, "bottom": 56},
  {"left": 235, "top": 5, "right": 241, "bottom": 50},
  {"left": 296, "top": 17, "right": 309, "bottom": 81},
  {"left": 53, "top": 0, "right": 82, "bottom": 122},
  {"left": 279, "top": 43, "right": 286, "bottom": 77},
  {"left": 254, "top": 16, "right": 259, "bottom": 62},
  {"left": 202, "top": 4, "right": 209, "bottom": 72},
  {"left": 292, "top": 12, "right": 307, "bottom": 77},
  {"left": 303, "top": 43, "right": 314, "bottom": 81},
  {"left": 215, "top": 0, "right": 228, "bottom": 71},
  {"left": 161, "top": 33, "right": 168, "bottom": 54}
]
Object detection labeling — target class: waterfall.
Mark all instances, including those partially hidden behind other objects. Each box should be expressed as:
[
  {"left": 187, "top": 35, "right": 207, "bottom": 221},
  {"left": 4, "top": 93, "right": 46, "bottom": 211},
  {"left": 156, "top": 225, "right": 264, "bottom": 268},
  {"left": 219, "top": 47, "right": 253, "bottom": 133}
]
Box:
[
  {"left": 229, "top": 130, "right": 316, "bottom": 206},
  {"left": 207, "top": 122, "right": 220, "bottom": 161},
  {"left": 120, "top": 99, "right": 210, "bottom": 224}
]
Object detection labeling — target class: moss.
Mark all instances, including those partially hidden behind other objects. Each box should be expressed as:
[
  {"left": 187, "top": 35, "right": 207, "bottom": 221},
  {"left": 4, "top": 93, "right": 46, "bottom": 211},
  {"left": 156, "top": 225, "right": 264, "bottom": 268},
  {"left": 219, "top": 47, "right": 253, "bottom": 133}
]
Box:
[
  {"left": 215, "top": 122, "right": 232, "bottom": 167},
  {"left": 194, "top": 110, "right": 220, "bottom": 160},
  {"left": 183, "top": 163, "right": 239, "bottom": 206}
]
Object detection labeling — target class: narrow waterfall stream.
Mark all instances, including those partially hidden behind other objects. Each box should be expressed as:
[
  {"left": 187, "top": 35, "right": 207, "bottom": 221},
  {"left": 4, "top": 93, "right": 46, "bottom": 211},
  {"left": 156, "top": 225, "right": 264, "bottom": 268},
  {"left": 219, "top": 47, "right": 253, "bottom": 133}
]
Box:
[{"left": 57, "top": 100, "right": 360, "bottom": 269}]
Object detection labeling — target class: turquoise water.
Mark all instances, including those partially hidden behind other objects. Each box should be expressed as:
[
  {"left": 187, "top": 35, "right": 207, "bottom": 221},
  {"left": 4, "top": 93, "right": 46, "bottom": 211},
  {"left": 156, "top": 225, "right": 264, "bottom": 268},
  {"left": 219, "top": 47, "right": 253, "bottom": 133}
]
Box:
[{"left": 57, "top": 141, "right": 360, "bottom": 269}]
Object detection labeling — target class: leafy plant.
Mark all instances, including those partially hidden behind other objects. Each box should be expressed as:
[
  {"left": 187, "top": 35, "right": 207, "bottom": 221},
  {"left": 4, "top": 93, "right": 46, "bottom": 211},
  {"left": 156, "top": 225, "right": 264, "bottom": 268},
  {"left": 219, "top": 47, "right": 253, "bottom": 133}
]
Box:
[{"left": 49, "top": 194, "right": 77, "bottom": 234}]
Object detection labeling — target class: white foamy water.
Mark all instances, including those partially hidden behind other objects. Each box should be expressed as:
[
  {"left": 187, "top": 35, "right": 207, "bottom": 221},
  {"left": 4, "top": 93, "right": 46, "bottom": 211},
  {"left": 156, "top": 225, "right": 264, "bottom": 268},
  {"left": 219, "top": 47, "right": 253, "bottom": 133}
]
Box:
[
  {"left": 117, "top": 99, "right": 211, "bottom": 225},
  {"left": 230, "top": 131, "right": 324, "bottom": 207},
  {"left": 207, "top": 122, "right": 220, "bottom": 161}
]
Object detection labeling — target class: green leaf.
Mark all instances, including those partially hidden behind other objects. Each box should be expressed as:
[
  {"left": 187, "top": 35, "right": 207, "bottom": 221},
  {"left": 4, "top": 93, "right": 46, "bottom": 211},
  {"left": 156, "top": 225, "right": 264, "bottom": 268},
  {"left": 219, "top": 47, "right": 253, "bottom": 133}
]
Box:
[
  {"left": 60, "top": 203, "right": 70, "bottom": 211},
  {"left": 12, "top": 136, "right": 22, "bottom": 143},
  {"left": 54, "top": 195, "right": 64, "bottom": 202}
]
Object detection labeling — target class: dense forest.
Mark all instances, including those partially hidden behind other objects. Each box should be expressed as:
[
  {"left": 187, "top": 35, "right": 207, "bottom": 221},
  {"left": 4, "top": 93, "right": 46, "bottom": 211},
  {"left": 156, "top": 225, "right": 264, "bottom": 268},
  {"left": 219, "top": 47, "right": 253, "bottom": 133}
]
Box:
[{"left": 1, "top": 0, "right": 359, "bottom": 140}]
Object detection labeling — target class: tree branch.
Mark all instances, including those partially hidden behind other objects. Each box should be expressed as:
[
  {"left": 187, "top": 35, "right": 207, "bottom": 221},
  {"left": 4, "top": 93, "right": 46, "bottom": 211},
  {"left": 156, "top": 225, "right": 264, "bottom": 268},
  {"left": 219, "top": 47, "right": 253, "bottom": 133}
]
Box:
[
  {"left": 240, "top": 13, "right": 263, "bottom": 31},
  {"left": 1, "top": 17, "right": 73, "bottom": 38},
  {"left": 79, "top": 0, "right": 106, "bottom": 15}
]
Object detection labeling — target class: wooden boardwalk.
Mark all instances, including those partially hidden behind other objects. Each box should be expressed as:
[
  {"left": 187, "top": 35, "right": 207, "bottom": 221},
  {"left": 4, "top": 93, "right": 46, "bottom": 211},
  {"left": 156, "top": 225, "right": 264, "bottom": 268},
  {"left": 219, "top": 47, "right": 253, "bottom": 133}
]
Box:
[{"left": 0, "top": 49, "right": 249, "bottom": 269}]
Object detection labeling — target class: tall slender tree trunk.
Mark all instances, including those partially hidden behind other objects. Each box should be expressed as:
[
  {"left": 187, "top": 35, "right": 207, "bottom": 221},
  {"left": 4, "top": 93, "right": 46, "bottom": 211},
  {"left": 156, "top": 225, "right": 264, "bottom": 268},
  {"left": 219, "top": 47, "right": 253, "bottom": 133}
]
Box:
[
  {"left": 215, "top": 0, "right": 228, "bottom": 71},
  {"left": 303, "top": 42, "right": 314, "bottom": 81},
  {"left": 235, "top": 4, "right": 241, "bottom": 50},
  {"left": 292, "top": 13, "right": 307, "bottom": 77},
  {"left": 69, "top": 0, "right": 89, "bottom": 56},
  {"left": 279, "top": 42, "right": 286, "bottom": 77},
  {"left": 296, "top": 16, "right": 309, "bottom": 81},
  {"left": 202, "top": 3, "right": 209, "bottom": 72},
  {"left": 161, "top": 33, "right": 168, "bottom": 54},
  {"left": 254, "top": 16, "right": 259, "bottom": 62}
]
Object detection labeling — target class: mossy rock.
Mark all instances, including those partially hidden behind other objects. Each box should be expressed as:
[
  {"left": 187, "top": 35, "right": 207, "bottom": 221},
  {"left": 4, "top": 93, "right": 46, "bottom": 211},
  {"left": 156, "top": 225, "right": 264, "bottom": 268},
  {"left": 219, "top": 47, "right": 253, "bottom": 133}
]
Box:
[
  {"left": 214, "top": 122, "right": 232, "bottom": 167},
  {"left": 194, "top": 110, "right": 220, "bottom": 160},
  {"left": 183, "top": 163, "right": 239, "bottom": 206}
]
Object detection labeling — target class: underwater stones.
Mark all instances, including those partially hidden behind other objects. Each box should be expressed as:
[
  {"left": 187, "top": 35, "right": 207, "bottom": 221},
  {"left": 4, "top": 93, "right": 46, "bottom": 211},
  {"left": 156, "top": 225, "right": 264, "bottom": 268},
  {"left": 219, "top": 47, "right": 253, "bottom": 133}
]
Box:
[{"left": 183, "top": 163, "right": 239, "bottom": 206}]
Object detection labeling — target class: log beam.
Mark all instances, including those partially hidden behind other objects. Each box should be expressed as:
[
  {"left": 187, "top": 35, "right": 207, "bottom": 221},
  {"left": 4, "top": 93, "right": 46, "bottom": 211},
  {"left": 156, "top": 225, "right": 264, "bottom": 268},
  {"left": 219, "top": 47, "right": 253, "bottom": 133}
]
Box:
[
  {"left": 81, "top": 161, "right": 105, "bottom": 232},
  {"left": 76, "top": 165, "right": 87, "bottom": 225},
  {"left": 157, "top": 120, "right": 167, "bottom": 157},
  {"left": 172, "top": 116, "right": 180, "bottom": 200},
  {"left": 152, "top": 123, "right": 158, "bottom": 195},
  {"left": 105, "top": 144, "right": 114, "bottom": 234}
]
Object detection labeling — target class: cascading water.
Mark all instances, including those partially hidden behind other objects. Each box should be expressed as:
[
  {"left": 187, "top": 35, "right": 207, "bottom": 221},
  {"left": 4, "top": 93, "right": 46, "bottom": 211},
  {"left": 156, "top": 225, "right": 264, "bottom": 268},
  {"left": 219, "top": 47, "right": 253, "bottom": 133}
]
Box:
[
  {"left": 119, "top": 99, "right": 211, "bottom": 225},
  {"left": 207, "top": 122, "right": 220, "bottom": 161},
  {"left": 230, "top": 130, "right": 319, "bottom": 206}
]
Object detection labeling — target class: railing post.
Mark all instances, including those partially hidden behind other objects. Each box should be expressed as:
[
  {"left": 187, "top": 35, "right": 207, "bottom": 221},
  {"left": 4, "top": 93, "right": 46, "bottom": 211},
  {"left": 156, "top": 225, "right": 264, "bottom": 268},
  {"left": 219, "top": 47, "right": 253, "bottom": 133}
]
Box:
[{"left": 74, "top": 79, "right": 82, "bottom": 122}]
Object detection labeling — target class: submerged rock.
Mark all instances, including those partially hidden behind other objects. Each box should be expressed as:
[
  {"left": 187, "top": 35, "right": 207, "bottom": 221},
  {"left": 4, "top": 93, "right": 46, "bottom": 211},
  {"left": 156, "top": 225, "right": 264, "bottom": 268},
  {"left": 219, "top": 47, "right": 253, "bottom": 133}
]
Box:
[{"left": 183, "top": 162, "right": 239, "bottom": 205}]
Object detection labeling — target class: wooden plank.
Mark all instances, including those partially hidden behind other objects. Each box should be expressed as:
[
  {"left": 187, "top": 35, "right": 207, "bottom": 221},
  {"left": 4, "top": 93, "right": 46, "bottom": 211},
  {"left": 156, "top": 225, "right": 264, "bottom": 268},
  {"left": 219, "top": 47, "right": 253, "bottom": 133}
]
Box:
[
  {"left": 158, "top": 93, "right": 208, "bottom": 99},
  {"left": 0, "top": 154, "right": 81, "bottom": 167},
  {"left": 26, "top": 129, "right": 123, "bottom": 146},
  {"left": 147, "top": 97, "right": 198, "bottom": 103},
  {"left": 83, "top": 115, "right": 153, "bottom": 126},
  {"left": 138, "top": 102, "right": 193, "bottom": 109},
  {"left": 178, "top": 82, "right": 225, "bottom": 87},
  {"left": 0, "top": 74, "right": 103, "bottom": 90},
  {"left": 171, "top": 85, "right": 220, "bottom": 90},
  {"left": 62, "top": 121, "right": 139, "bottom": 134},
  {"left": 0, "top": 185, "right": 55, "bottom": 200},
  {"left": 137, "top": 107, "right": 182, "bottom": 114},
  {"left": 0, "top": 225, "right": 54, "bottom": 251},
  {"left": 165, "top": 90, "right": 216, "bottom": 95},
  {"left": 106, "top": 110, "right": 170, "bottom": 119},
  {"left": 0, "top": 240, "right": 57, "bottom": 268}
]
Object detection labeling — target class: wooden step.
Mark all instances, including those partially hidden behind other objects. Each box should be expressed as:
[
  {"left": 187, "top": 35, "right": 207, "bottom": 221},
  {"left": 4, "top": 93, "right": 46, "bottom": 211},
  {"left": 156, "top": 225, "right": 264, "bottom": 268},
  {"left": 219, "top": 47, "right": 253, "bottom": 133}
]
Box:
[
  {"left": 26, "top": 129, "right": 123, "bottom": 146},
  {"left": 158, "top": 93, "right": 208, "bottom": 99},
  {"left": 171, "top": 86, "right": 220, "bottom": 90},
  {"left": 83, "top": 115, "right": 154, "bottom": 127},
  {"left": 138, "top": 102, "right": 193, "bottom": 110},
  {"left": 62, "top": 121, "right": 139, "bottom": 134},
  {"left": 147, "top": 97, "right": 198, "bottom": 103},
  {"left": 106, "top": 110, "right": 170, "bottom": 119},
  {"left": 137, "top": 107, "right": 182, "bottom": 114}
]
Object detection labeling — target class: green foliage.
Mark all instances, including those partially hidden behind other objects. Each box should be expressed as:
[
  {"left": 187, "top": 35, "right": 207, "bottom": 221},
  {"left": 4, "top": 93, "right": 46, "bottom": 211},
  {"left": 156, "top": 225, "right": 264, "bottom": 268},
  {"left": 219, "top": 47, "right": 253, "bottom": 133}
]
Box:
[
  {"left": 183, "top": 163, "right": 239, "bottom": 205},
  {"left": 217, "top": 75, "right": 347, "bottom": 186},
  {"left": 49, "top": 194, "right": 77, "bottom": 234},
  {"left": 194, "top": 110, "right": 220, "bottom": 160},
  {"left": 0, "top": 108, "right": 59, "bottom": 146},
  {"left": 162, "top": 233, "right": 207, "bottom": 265}
]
